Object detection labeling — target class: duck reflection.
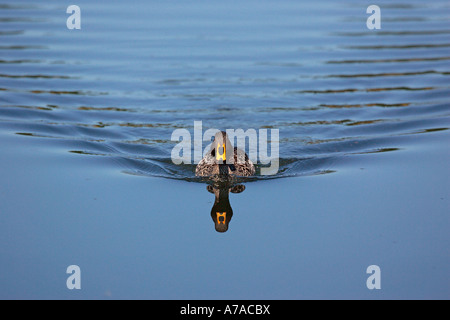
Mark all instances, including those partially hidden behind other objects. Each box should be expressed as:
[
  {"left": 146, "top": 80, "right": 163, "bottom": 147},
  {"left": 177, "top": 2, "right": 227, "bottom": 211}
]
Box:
[
  {"left": 196, "top": 131, "right": 254, "bottom": 233},
  {"left": 207, "top": 183, "right": 246, "bottom": 233}
]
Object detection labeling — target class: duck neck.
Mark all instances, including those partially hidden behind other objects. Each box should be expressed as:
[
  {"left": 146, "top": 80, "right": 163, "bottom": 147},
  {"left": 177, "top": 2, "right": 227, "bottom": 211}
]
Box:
[
  {"left": 214, "top": 187, "right": 230, "bottom": 204},
  {"left": 218, "top": 163, "right": 228, "bottom": 175}
]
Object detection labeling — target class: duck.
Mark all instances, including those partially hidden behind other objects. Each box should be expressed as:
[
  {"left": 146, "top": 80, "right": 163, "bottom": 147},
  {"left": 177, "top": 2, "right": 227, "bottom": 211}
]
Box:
[{"left": 195, "top": 131, "right": 255, "bottom": 177}]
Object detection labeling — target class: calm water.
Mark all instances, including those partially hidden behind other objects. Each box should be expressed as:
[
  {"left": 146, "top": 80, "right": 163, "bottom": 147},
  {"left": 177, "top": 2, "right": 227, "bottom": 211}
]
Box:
[{"left": 0, "top": 0, "right": 449, "bottom": 299}]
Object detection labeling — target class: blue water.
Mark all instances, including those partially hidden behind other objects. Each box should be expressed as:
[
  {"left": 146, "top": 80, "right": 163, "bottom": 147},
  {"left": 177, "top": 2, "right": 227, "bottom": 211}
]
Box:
[{"left": 0, "top": 0, "right": 449, "bottom": 299}]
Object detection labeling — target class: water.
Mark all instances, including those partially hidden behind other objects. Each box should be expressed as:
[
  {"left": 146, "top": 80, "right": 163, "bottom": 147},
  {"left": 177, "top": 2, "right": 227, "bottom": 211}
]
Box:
[{"left": 0, "top": 0, "right": 449, "bottom": 299}]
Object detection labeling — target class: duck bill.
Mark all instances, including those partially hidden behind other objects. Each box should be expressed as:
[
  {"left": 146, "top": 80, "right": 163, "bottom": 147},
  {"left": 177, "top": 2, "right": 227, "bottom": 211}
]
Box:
[{"left": 216, "top": 143, "right": 226, "bottom": 162}]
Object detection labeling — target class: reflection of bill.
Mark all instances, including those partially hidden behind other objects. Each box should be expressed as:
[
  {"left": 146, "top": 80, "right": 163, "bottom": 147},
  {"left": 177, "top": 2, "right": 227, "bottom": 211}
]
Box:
[
  {"left": 216, "top": 212, "right": 226, "bottom": 225},
  {"left": 207, "top": 184, "right": 246, "bottom": 233}
]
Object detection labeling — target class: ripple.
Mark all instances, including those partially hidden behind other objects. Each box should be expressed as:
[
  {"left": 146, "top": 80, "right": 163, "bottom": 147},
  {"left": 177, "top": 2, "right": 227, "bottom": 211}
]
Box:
[
  {"left": 6, "top": 106, "right": 447, "bottom": 184},
  {"left": 0, "top": 59, "right": 41, "bottom": 64},
  {"left": 0, "top": 73, "right": 75, "bottom": 79},
  {"left": 0, "top": 4, "right": 39, "bottom": 9},
  {"left": 0, "top": 87, "right": 108, "bottom": 96},
  {"left": 0, "top": 30, "right": 23, "bottom": 36},
  {"left": 0, "top": 17, "right": 45, "bottom": 23},
  {"left": 295, "top": 86, "right": 437, "bottom": 94},
  {"left": 0, "top": 45, "right": 47, "bottom": 50},
  {"left": 343, "top": 43, "right": 450, "bottom": 50},
  {"left": 335, "top": 30, "right": 450, "bottom": 37},
  {"left": 78, "top": 106, "right": 136, "bottom": 113},
  {"left": 325, "top": 70, "right": 449, "bottom": 78},
  {"left": 319, "top": 103, "right": 410, "bottom": 109},
  {"left": 326, "top": 57, "right": 450, "bottom": 64},
  {"left": 280, "top": 119, "right": 387, "bottom": 127}
]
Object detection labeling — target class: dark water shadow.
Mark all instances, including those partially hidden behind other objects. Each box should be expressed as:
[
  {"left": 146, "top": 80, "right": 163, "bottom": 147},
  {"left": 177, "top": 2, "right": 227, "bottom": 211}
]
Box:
[{"left": 205, "top": 182, "right": 246, "bottom": 233}]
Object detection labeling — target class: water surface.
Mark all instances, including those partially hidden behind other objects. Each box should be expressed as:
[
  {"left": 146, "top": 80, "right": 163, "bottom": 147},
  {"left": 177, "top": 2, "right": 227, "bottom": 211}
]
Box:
[{"left": 0, "top": 0, "right": 449, "bottom": 299}]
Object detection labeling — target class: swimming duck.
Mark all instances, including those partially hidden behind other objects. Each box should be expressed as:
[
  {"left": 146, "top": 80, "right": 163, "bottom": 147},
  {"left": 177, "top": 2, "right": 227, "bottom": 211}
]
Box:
[{"left": 195, "top": 131, "right": 256, "bottom": 177}]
